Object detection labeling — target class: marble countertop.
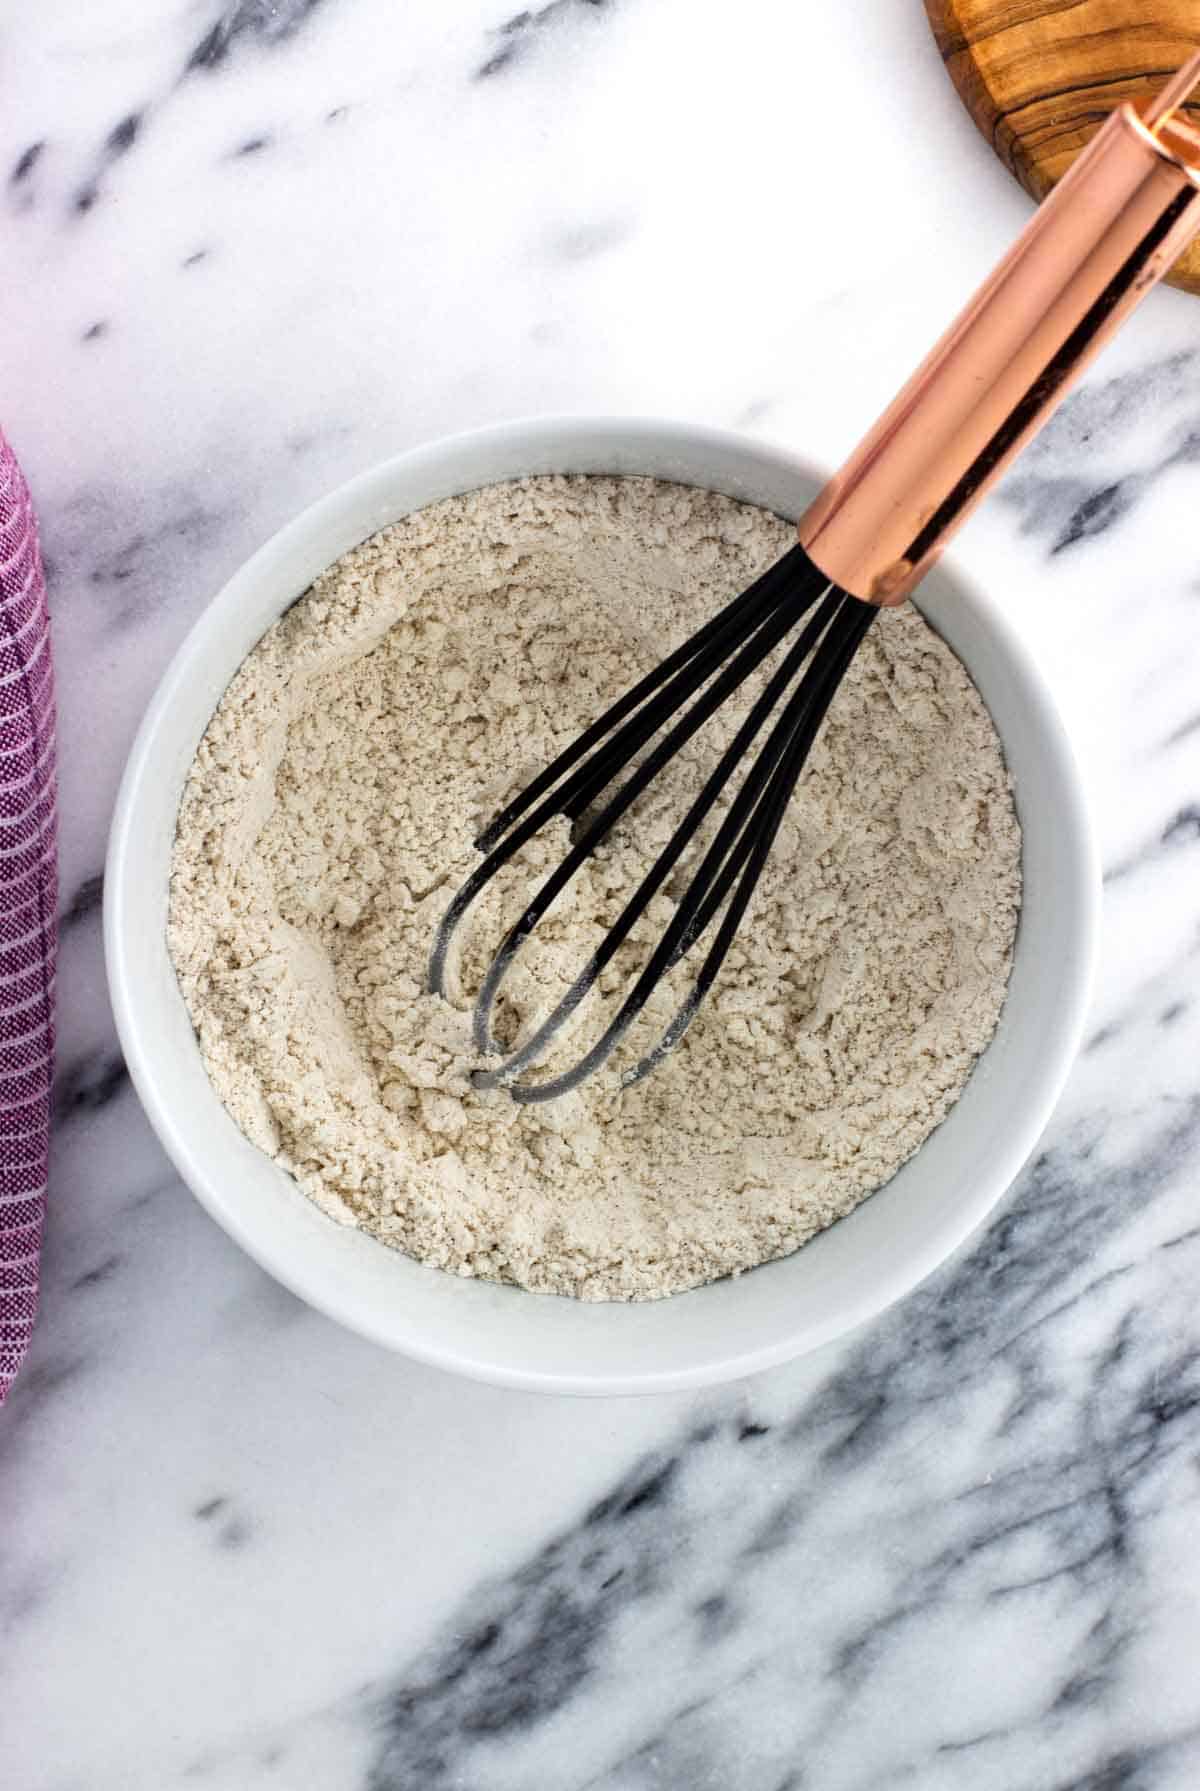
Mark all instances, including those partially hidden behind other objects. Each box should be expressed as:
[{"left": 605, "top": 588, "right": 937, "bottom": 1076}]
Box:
[{"left": 3, "top": 3, "right": 1200, "bottom": 1786}]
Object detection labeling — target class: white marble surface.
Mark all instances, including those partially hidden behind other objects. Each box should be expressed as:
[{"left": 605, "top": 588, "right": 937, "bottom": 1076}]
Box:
[{"left": 3, "top": 3, "right": 1200, "bottom": 1786}]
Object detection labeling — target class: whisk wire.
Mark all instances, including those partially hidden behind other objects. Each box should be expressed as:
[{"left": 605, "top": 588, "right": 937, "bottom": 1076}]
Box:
[
  {"left": 426, "top": 545, "right": 814, "bottom": 999},
  {"left": 555, "top": 550, "right": 812, "bottom": 828},
  {"left": 469, "top": 581, "right": 820, "bottom": 1057},
  {"left": 476, "top": 544, "right": 811, "bottom": 852},
  {"left": 624, "top": 594, "right": 875, "bottom": 1090}
]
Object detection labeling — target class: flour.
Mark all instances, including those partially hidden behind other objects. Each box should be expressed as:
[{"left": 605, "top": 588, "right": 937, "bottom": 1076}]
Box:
[{"left": 169, "top": 476, "right": 1021, "bottom": 1301}]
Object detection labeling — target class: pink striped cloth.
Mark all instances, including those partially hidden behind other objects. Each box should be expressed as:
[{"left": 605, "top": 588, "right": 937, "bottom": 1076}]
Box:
[{"left": 0, "top": 429, "right": 56, "bottom": 1405}]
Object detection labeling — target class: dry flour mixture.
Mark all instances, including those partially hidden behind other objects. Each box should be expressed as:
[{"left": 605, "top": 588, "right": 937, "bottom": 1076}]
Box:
[{"left": 169, "top": 477, "right": 1021, "bottom": 1301}]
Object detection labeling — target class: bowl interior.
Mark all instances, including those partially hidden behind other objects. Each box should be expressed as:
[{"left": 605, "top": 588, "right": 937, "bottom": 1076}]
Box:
[{"left": 106, "top": 419, "right": 1097, "bottom": 1394}]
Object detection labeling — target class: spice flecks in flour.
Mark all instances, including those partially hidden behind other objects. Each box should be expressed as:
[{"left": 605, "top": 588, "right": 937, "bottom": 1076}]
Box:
[{"left": 169, "top": 477, "right": 1021, "bottom": 1300}]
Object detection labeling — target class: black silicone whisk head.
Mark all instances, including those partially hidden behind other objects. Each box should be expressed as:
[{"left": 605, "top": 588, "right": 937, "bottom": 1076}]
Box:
[{"left": 428, "top": 544, "right": 875, "bottom": 1102}]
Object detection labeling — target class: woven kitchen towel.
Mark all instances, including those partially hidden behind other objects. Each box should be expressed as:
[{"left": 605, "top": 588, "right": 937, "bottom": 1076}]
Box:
[{"left": 0, "top": 429, "right": 56, "bottom": 1405}]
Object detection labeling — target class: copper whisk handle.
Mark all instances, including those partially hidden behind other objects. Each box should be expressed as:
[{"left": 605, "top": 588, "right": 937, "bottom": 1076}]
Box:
[{"left": 798, "top": 53, "right": 1200, "bottom": 606}]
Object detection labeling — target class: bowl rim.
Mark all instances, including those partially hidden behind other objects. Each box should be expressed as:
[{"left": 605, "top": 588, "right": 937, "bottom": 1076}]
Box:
[{"left": 105, "top": 414, "right": 1100, "bottom": 1394}]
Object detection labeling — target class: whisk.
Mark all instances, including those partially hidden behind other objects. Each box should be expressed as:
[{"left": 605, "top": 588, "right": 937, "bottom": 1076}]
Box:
[{"left": 431, "top": 54, "right": 1200, "bottom": 1102}]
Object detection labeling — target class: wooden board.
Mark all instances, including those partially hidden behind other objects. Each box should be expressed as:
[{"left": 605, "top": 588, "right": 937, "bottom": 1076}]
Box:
[{"left": 924, "top": 0, "right": 1200, "bottom": 294}]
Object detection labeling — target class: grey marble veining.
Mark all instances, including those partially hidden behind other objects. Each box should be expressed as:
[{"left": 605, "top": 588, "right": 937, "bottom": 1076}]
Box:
[{"left": 1, "top": 3, "right": 1199, "bottom": 1788}]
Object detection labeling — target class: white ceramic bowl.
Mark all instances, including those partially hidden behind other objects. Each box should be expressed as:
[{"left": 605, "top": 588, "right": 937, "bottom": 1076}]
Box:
[{"left": 106, "top": 418, "right": 1098, "bottom": 1395}]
